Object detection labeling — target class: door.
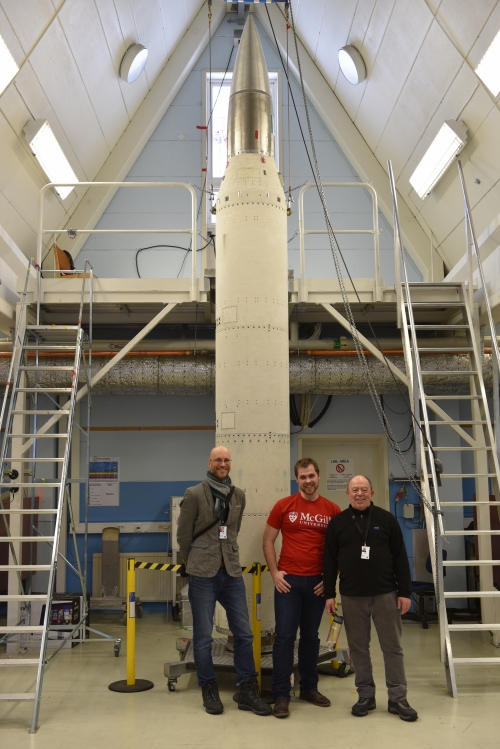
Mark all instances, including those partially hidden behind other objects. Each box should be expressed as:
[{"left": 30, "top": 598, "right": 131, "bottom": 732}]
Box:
[{"left": 298, "top": 435, "right": 389, "bottom": 511}]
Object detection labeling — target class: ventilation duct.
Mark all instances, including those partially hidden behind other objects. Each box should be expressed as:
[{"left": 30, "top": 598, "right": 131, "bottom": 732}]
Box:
[{"left": 0, "top": 354, "right": 493, "bottom": 397}]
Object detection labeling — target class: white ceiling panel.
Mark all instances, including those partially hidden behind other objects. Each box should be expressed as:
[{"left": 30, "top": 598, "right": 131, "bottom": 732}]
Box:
[
  {"left": 59, "top": 0, "right": 129, "bottom": 152},
  {"left": 28, "top": 18, "right": 110, "bottom": 180},
  {"left": 314, "top": 0, "right": 358, "bottom": 91},
  {"left": 95, "top": 0, "right": 150, "bottom": 119},
  {"left": 0, "top": 83, "right": 33, "bottom": 138},
  {"left": 435, "top": 0, "right": 497, "bottom": 56},
  {"left": 292, "top": 0, "right": 326, "bottom": 60},
  {"left": 130, "top": 0, "right": 168, "bottom": 85},
  {"left": 0, "top": 0, "right": 56, "bottom": 55}
]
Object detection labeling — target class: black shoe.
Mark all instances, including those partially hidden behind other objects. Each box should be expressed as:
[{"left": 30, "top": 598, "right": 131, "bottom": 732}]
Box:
[
  {"left": 388, "top": 699, "right": 418, "bottom": 722},
  {"left": 351, "top": 696, "right": 376, "bottom": 717},
  {"left": 202, "top": 682, "right": 223, "bottom": 715},
  {"left": 238, "top": 680, "right": 272, "bottom": 716}
]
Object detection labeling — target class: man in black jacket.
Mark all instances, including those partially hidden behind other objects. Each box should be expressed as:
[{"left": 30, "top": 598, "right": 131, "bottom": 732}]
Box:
[{"left": 324, "top": 475, "right": 418, "bottom": 722}]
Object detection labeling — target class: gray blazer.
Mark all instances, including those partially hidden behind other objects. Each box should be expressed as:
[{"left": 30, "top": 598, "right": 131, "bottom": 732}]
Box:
[{"left": 177, "top": 478, "right": 245, "bottom": 578}]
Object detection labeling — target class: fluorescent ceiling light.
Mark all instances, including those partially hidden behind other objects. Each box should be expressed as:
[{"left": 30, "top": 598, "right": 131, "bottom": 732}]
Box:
[
  {"left": 475, "top": 28, "right": 500, "bottom": 97},
  {"left": 409, "top": 120, "right": 468, "bottom": 199},
  {"left": 23, "top": 120, "right": 78, "bottom": 200},
  {"left": 0, "top": 33, "right": 19, "bottom": 94}
]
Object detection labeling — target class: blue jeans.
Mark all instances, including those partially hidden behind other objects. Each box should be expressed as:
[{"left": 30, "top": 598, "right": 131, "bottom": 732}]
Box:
[
  {"left": 188, "top": 569, "right": 257, "bottom": 687},
  {"left": 272, "top": 574, "right": 325, "bottom": 700}
]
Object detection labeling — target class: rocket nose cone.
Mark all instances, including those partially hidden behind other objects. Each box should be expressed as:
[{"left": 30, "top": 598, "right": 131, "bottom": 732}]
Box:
[{"left": 231, "top": 14, "right": 271, "bottom": 97}]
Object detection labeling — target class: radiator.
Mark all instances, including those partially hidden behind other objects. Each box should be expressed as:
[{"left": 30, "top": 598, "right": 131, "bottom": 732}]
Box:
[{"left": 92, "top": 553, "right": 172, "bottom": 602}]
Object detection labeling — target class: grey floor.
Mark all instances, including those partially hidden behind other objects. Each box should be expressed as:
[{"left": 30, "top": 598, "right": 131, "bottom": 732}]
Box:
[{"left": 1, "top": 610, "right": 500, "bottom": 748}]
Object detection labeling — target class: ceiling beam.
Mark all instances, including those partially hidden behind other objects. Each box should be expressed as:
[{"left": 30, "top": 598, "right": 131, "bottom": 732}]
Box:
[
  {"left": 256, "top": 4, "right": 435, "bottom": 281},
  {"left": 56, "top": 1, "right": 226, "bottom": 259}
]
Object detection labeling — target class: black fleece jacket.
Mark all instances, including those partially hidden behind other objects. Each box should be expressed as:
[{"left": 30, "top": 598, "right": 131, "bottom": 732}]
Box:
[{"left": 323, "top": 503, "right": 411, "bottom": 600}]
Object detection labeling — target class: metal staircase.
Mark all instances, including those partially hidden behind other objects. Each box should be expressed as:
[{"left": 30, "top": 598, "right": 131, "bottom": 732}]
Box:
[
  {"left": 0, "top": 262, "right": 93, "bottom": 731},
  {"left": 388, "top": 161, "right": 500, "bottom": 696}
]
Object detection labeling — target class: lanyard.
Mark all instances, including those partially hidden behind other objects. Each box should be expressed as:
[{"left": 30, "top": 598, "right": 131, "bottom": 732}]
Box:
[{"left": 350, "top": 503, "right": 373, "bottom": 547}]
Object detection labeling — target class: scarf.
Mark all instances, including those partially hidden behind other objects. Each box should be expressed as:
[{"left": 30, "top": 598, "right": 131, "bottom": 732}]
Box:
[{"left": 206, "top": 471, "right": 233, "bottom": 520}]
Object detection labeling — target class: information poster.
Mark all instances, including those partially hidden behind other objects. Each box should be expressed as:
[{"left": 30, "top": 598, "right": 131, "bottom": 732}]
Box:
[
  {"left": 326, "top": 457, "right": 355, "bottom": 492},
  {"left": 89, "top": 457, "right": 120, "bottom": 506}
]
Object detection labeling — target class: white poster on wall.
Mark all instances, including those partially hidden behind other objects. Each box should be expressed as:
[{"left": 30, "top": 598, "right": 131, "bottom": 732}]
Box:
[
  {"left": 326, "top": 457, "right": 355, "bottom": 492},
  {"left": 89, "top": 457, "right": 120, "bottom": 506}
]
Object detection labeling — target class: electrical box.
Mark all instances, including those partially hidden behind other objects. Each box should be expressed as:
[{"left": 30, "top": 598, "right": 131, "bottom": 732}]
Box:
[{"left": 403, "top": 504, "right": 414, "bottom": 519}]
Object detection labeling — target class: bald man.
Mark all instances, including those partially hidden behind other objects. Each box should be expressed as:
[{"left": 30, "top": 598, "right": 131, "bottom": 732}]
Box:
[{"left": 177, "top": 446, "right": 271, "bottom": 717}]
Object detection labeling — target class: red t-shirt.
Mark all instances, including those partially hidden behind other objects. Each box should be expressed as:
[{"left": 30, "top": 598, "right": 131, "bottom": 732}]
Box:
[{"left": 267, "top": 493, "right": 341, "bottom": 576}]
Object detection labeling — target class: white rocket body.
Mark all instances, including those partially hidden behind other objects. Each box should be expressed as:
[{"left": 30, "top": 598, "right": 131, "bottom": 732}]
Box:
[{"left": 215, "top": 17, "right": 289, "bottom": 628}]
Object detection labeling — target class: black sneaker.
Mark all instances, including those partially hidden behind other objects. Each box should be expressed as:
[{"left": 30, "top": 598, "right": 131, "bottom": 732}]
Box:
[
  {"left": 202, "top": 681, "right": 223, "bottom": 714},
  {"left": 388, "top": 699, "right": 418, "bottom": 722},
  {"left": 238, "top": 680, "right": 272, "bottom": 716},
  {"left": 351, "top": 696, "right": 376, "bottom": 717}
]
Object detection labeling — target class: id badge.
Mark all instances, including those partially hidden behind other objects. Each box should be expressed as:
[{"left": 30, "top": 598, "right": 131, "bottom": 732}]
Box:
[
  {"left": 219, "top": 525, "right": 228, "bottom": 540},
  {"left": 361, "top": 545, "right": 370, "bottom": 560}
]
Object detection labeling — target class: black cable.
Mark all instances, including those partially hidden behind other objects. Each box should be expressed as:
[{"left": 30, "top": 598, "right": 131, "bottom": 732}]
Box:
[
  {"left": 380, "top": 393, "right": 410, "bottom": 415},
  {"left": 135, "top": 240, "right": 214, "bottom": 278},
  {"left": 308, "top": 395, "right": 332, "bottom": 428},
  {"left": 289, "top": 395, "right": 301, "bottom": 426}
]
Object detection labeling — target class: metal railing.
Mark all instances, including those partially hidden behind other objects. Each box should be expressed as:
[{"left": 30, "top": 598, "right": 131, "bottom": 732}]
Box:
[
  {"left": 298, "top": 182, "right": 381, "bottom": 302},
  {"left": 37, "top": 181, "right": 199, "bottom": 301}
]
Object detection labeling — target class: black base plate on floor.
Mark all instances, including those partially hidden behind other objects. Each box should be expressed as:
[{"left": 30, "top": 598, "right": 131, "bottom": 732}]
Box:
[{"left": 109, "top": 679, "right": 154, "bottom": 692}]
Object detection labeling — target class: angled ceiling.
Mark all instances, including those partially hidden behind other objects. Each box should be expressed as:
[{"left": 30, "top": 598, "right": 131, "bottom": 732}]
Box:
[{"left": 1, "top": 0, "right": 500, "bottom": 282}]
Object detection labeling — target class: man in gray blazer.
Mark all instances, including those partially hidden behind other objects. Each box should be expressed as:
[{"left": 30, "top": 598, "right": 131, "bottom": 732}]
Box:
[{"left": 177, "top": 445, "right": 271, "bottom": 717}]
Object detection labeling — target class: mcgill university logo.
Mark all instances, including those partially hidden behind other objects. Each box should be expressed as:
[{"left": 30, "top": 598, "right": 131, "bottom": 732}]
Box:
[{"left": 288, "top": 512, "right": 298, "bottom": 523}]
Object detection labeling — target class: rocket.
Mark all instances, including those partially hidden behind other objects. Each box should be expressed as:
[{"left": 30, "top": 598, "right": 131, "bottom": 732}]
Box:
[{"left": 215, "top": 15, "right": 290, "bottom": 577}]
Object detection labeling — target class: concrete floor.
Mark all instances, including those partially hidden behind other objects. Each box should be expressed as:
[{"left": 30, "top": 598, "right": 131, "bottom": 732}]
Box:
[{"left": 1, "top": 610, "right": 500, "bottom": 748}]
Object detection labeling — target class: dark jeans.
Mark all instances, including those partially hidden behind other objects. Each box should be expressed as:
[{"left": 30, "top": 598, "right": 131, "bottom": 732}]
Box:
[
  {"left": 188, "top": 569, "right": 257, "bottom": 687},
  {"left": 272, "top": 573, "right": 325, "bottom": 700},
  {"left": 341, "top": 592, "right": 407, "bottom": 702}
]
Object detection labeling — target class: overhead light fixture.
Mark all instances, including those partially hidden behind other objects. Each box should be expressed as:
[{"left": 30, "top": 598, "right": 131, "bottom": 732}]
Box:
[
  {"left": 23, "top": 120, "right": 78, "bottom": 200},
  {"left": 475, "top": 28, "right": 500, "bottom": 96},
  {"left": 338, "top": 45, "right": 366, "bottom": 85},
  {"left": 0, "top": 33, "right": 19, "bottom": 95},
  {"left": 120, "top": 44, "right": 148, "bottom": 83},
  {"left": 409, "top": 120, "right": 468, "bottom": 199}
]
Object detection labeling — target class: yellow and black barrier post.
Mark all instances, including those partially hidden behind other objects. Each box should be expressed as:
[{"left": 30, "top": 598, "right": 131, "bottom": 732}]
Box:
[
  {"left": 252, "top": 563, "right": 262, "bottom": 691},
  {"left": 109, "top": 558, "right": 154, "bottom": 693}
]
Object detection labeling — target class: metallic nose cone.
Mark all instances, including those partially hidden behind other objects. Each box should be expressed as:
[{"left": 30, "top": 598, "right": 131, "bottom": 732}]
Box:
[{"left": 227, "top": 14, "right": 274, "bottom": 160}]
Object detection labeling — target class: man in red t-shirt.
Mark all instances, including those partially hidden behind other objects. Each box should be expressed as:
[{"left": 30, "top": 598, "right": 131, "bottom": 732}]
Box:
[{"left": 263, "top": 458, "right": 341, "bottom": 718}]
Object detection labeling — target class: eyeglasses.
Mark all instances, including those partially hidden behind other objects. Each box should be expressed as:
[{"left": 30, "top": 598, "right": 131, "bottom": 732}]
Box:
[{"left": 211, "top": 458, "right": 232, "bottom": 464}]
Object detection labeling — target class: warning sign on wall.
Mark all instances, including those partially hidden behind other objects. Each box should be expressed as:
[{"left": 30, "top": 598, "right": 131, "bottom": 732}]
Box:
[{"left": 326, "top": 458, "right": 355, "bottom": 491}]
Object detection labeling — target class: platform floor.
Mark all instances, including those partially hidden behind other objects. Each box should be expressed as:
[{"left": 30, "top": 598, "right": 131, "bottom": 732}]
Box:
[{"left": 1, "top": 609, "right": 500, "bottom": 748}]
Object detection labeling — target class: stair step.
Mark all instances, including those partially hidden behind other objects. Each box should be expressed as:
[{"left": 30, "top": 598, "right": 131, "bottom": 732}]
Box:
[
  {"left": 0, "top": 509, "right": 57, "bottom": 515},
  {"left": 0, "top": 626, "right": 44, "bottom": 633},
  {"left": 12, "top": 410, "right": 69, "bottom": 416},
  {"left": 0, "top": 595, "right": 47, "bottom": 601},
  {"left": 417, "top": 347, "right": 473, "bottom": 352},
  {"left": 16, "top": 388, "right": 73, "bottom": 393},
  {"left": 425, "top": 395, "right": 482, "bottom": 400},
  {"left": 440, "top": 502, "right": 500, "bottom": 506},
  {"left": 423, "top": 420, "right": 486, "bottom": 425},
  {"left": 0, "top": 483, "right": 60, "bottom": 488},
  {"left": 27, "top": 325, "right": 79, "bottom": 331},
  {"left": 427, "top": 473, "right": 497, "bottom": 479},
  {"left": 421, "top": 370, "right": 477, "bottom": 376},
  {"left": 407, "top": 282, "right": 463, "bottom": 287},
  {"left": 9, "top": 433, "right": 69, "bottom": 438},
  {"left": 0, "top": 536, "right": 54, "bottom": 543},
  {"left": 444, "top": 560, "right": 500, "bottom": 565},
  {"left": 424, "top": 446, "right": 492, "bottom": 451},
  {"left": 0, "top": 693, "right": 35, "bottom": 702},
  {"left": 23, "top": 346, "right": 77, "bottom": 351},
  {"left": 443, "top": 591, "right": 500, "bottom": 597},
  {"left": 453, "top": 658, "right": 500, "bottom": 664},
  {"left": 408, "top": 302, "right": 465, "bottom": 307},
  {"left": 0, "top": 565, "right": 51, "bottom": 571},
  {"left": 448, "top": 624, "right": 500, "bottom": 631},
  {"left": 0, "top": 660, "right": 40, "bottom": 667},
  {"left": 19, "top": 366, "right": 74, "bottom": 371},
  {"left": 443, "top": 531, "right": 500, "bottom": 536},
  {"left": 413, "top": 325, "right": 469, "bottom": 329},
  {"left": 3, "top": 457, "right": 64, "bottom": 462}
]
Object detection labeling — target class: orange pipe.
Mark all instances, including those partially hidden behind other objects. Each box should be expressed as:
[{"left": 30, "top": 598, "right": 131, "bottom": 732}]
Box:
[{"left": 0, "top": 348, "right": 492, "bottom": 358}]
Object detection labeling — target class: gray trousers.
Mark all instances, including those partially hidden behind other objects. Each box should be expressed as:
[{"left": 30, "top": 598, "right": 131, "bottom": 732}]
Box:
[{"left": 341, "top": 591, "right": 407, "bottom": 702}]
